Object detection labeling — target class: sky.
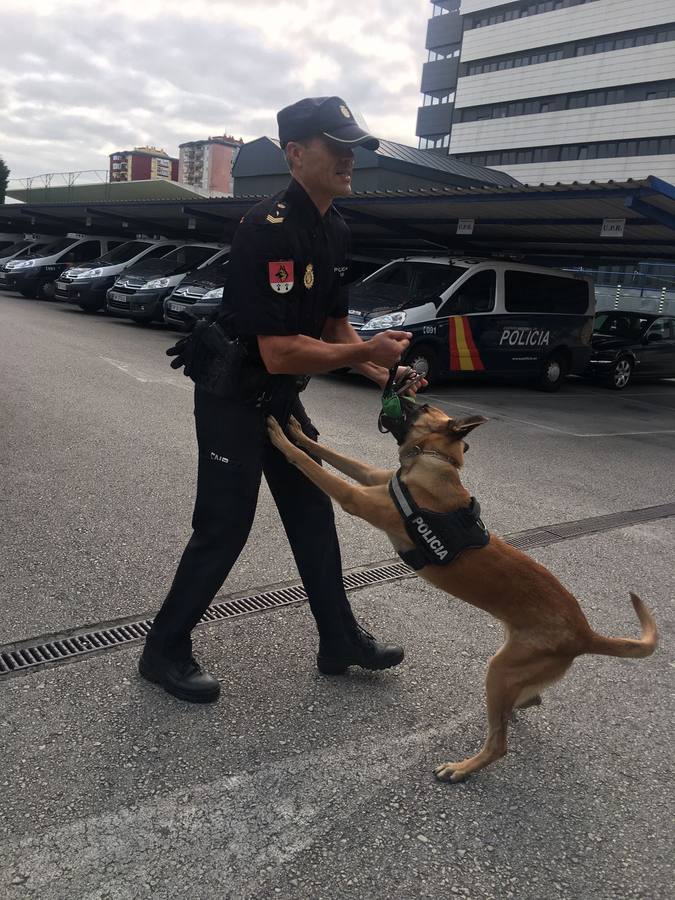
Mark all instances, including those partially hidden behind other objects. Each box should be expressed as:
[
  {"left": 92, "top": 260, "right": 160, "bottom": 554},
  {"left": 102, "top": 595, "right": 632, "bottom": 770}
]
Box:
[{"left": 1, "top": 0, "right": 430, "bottom": 182}]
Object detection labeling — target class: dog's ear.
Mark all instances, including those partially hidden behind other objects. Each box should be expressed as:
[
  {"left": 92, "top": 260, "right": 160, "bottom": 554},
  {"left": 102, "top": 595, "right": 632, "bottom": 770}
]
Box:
[{"left": 448, "top": 415, "right": 488, "bottom": 440}]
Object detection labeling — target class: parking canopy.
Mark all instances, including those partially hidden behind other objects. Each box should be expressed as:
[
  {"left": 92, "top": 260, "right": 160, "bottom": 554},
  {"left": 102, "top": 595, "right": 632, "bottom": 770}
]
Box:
[{"left": 2, "top": 175, "right": 675, "bottom": 264}]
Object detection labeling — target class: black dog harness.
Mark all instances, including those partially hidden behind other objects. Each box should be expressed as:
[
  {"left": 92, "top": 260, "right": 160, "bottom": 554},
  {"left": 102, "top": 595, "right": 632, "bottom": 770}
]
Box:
[{"left": 389, "top": 470, "right": 490, "bottom": 571}]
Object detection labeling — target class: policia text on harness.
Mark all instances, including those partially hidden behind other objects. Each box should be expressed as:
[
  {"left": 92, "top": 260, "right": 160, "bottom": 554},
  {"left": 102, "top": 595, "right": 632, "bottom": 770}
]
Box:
[{"left": 378, "top": 366, "right": 489, "bottom": 571}]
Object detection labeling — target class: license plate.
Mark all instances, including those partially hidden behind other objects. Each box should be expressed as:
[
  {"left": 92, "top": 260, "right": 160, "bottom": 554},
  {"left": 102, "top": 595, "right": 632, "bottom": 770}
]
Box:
[
  {"left": 0, "top": 273, "right": 7, "bottom": 281},
  {"left": 167, "top": 301, "right": 186, "bottom": 312},
  {"left": 110, "top": 292, "right": 128, "bottom": 304},
  {"left": 56, "top": 281, "right": 68, "bottom": 290}
]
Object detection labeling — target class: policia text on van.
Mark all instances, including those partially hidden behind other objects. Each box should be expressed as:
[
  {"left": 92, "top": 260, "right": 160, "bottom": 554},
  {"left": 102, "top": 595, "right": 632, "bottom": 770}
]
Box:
[{"left": 348, "top": 258, "right": 595, "bottom": 391}]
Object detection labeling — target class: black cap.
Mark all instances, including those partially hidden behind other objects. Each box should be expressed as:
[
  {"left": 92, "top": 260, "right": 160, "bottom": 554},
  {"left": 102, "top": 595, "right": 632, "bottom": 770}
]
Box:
[{"left": 277, "top": 96, "right": 379, "bottom": 151}]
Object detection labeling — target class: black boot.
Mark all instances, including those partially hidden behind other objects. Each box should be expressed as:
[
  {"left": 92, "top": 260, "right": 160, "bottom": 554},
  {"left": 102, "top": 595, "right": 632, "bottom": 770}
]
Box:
[
  {"left": 139, "top": 647, "right": 220, "bottom": 703},
  {"left": 317, "top": 624, "right": 404, "bottom": 675}
]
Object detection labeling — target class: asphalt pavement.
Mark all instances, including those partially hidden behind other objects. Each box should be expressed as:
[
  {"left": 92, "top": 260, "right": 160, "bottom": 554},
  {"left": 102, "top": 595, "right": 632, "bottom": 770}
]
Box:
[{"left": 1, "top": 291, "right": 674, "bottom": 899}]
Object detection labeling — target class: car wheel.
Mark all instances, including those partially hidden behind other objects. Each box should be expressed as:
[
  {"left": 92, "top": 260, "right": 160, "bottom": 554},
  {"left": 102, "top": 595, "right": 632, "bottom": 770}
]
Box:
[
  {"left": 536, "top": 352, "right": 567, "bottom": 392},
  {"left": 404, "top": 345, "right": 438, "bottom": 390},
  {"left": 37, "top": 280, "right": 55, "bottom": 300},
  {"left": 606, "top": 356, "right": 633, "bottom": 390}
]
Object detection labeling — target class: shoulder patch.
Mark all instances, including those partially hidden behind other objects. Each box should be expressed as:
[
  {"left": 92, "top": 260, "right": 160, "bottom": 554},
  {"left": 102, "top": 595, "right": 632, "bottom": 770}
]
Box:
[{"left": 265, "top": 200, "right": 291, "bottom": 225}]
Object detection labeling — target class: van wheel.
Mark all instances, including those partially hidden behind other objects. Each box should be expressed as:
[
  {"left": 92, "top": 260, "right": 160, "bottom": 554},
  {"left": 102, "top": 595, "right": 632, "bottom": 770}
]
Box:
[
  {"left": 404, "top": 345, "right": 438, "bottom": 389},
  {"left": 37, "top": 280, "right": 55, "bottom": 300},
  {"left": 606, "top": 356, "right": 633, "bottom": 390},
  {"left": 536, "top": 352, "right": 567, "bottom": 392}
]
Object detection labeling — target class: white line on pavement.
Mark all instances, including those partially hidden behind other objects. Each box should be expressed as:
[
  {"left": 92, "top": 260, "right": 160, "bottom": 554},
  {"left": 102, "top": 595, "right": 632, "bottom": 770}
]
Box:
[
  {"left": 99, "top": 356, "right": 191, "bottom": 390},
  {"left": 423, "top": 394, "right": 675, "bottom": 438}
]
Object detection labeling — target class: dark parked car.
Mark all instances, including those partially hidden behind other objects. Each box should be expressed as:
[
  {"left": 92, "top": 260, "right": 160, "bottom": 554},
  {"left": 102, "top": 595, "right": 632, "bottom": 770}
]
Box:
[
  {"left": 585, "top": 310, "right": 675, "bottom": 388},
  {"left": 163, "top": 255, "right": 230, "bottom": 329},
  {"left": 106, "top": 243, "right": 226, "bottom": 324}
]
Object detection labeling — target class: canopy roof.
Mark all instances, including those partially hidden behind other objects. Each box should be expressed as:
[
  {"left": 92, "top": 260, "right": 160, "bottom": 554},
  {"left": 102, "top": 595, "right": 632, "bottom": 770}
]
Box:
[{"left": 2, "top": 176, "right": 674, "bottom": 263}]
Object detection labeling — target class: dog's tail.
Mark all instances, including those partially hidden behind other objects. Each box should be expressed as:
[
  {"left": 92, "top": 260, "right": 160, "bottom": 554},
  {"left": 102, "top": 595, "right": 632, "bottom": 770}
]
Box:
[{"left": 588, "top": 592, "right": 657, "bottom": 659}]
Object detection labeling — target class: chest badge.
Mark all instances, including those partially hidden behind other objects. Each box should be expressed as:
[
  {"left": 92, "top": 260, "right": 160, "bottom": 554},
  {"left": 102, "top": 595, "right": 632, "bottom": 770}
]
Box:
[
  {"left": 268, "top": 260, "right": 294, "bottom": 293},
  {"left": 303, "top": 263, "right": 314, "bottom": 290}
]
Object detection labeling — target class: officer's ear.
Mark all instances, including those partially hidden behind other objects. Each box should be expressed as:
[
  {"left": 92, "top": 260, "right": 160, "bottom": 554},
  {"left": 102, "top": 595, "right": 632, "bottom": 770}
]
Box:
[
  {"left": 447, "top": 415, "right": 488, "bottom": 441},
  {"left": 285, "top": 140, "right": 308, "bottom": 172}
]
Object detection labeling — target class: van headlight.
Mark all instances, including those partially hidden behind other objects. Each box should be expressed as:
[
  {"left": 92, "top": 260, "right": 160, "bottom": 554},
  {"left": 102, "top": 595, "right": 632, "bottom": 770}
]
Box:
[
  {"left": 202, "top": 286, "right": 224, "bottom": 300},
  {"left": 361, "top": 311, "right": 407, "bottom": 331},
  {"left": 14, "top": 259, "right": 37, "bottom": 269},
  {"left": 143, "top": 277, "right": 171, "bottom": 290}
]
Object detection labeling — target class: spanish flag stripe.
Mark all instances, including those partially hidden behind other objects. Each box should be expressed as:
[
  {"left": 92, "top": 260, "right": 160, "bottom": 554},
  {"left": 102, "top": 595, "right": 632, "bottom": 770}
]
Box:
[
  {"left": 461, "top": 318, "right": 486, "bottom": 371},
  {"left": 453, "top": 317, "right": 475, "bottom": 371},
  {"left": 448, "top": 317, "right": 461, "bottom": 370}
]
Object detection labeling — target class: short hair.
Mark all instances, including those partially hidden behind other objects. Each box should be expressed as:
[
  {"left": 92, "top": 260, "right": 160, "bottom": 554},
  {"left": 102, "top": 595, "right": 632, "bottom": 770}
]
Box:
[{"left": 284, "top": 138, "right": 310, "bottom": 171}]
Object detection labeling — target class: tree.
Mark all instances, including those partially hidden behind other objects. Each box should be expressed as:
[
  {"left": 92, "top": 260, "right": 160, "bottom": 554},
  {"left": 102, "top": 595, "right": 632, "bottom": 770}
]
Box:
[{"left": 0, "top": 158, "right": 9, "bottom": 205}]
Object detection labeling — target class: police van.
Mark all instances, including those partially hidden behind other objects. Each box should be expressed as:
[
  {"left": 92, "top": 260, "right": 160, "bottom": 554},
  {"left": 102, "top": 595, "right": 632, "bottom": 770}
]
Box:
[
  {"left": 348, "top": 257, "right": 595, "bottom": 391},
  {"left": 1, "top": 233, "right": 124, "bottom": 300},
  {"left": 0, "top": 234, "right": 52, "bottom": 266}
]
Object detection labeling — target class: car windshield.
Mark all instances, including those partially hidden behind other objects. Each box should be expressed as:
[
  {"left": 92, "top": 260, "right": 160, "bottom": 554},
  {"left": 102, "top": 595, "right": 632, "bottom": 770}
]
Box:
[
  {"left": 98, "top": 241, "right": 152, "bottom": 264},
  {"left": 25, "top": 237, "right": 77, "bottom": 259},
  {"left": 160, "top": 246, "right": 221, "bottom": 271},
  {"left": 353, "top": 262, "right": 466, "bottom": 312},
  {"left": 0, "top": 239, "right": 33, "bottom": 255},
  {"left": 594, "top": 312, "right": 653, "bottom": 338}
]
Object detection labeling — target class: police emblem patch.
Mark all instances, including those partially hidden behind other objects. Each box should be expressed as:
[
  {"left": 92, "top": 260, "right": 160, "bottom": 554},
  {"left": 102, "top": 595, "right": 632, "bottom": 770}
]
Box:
[
  {"left": 339, "top": 105, "right": 351, "bottom": 119},
  {"left": 269, "top": 260, "right": 294, "bottom": 293},
  {"left": 303, "top": 263, "right": 314, "bottom": 289}
]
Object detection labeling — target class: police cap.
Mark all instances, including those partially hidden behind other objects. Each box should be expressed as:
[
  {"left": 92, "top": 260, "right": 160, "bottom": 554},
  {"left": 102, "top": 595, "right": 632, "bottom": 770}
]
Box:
[{"left": 277, "top": 96, "right": 379, "bottom": 151}]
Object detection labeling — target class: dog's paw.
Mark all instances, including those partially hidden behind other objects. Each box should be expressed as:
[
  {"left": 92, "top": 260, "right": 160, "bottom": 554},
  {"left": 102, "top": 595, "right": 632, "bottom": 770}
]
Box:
[
  {"left": 267, "top": 416, "right": 293, "bottom": 453},
  {"left": 287, "top": 415, "right": 311, "bottom": 446},
  {"left": 434, "top": 761, "right": 470, "bottom": 784}
]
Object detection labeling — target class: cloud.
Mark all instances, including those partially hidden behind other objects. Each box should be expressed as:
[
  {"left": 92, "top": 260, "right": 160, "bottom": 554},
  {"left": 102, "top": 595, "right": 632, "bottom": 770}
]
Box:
[{"left": 0, "top": 0, "right": 429, "bottom": 180}]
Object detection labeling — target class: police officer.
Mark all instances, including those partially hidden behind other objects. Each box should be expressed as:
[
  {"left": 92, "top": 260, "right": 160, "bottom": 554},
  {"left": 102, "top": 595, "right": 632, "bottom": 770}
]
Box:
[{"left": 139, "top": 97, "right": 416, "bottom": 702}]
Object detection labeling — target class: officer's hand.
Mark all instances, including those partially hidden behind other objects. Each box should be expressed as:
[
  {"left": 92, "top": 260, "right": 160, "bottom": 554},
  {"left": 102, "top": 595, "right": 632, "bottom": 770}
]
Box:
[
  {"left": 166, "top": 336, "right": 192, "bottom": 375},
  {"left": 394, "top": 364, "right": 428, "bottom": 395},
  {"left": 367, "top": 331, "right": 412, "bottom": 368}
]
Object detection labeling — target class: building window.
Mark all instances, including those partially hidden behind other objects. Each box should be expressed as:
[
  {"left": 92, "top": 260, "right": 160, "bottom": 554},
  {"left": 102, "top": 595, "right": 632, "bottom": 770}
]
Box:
[
  {"left": 466, "top": 0, "right": 599, "bottom": 30},
  {"left": 464, "top": 24, "right": 675, "bottom": 77},
  {"left": 456, "top": 135, "right": 675, "bottom": 166},
  {"left": 456, "top": 80, "right": 675, "bottom": 123}
]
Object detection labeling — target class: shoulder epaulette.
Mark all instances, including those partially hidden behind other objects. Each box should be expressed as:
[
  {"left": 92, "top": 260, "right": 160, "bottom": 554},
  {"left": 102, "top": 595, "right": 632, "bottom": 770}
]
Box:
[{"left": 265, "top": 200, "right": 290, "bottom": 225}]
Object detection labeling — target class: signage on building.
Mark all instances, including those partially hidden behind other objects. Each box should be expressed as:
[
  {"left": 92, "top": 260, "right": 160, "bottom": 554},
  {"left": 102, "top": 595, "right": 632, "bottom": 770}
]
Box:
[
  {"left": 457, "top": 218, "right": 475, "bottom": 235},
  {"left": 600, "top": 218, "right": 625, "bottom": 238}
]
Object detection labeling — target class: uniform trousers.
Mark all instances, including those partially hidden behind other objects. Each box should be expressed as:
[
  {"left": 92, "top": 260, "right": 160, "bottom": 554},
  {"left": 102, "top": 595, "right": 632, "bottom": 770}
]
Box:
[{"left": 146, "top": 383, "right": 357, "bottom": 661}]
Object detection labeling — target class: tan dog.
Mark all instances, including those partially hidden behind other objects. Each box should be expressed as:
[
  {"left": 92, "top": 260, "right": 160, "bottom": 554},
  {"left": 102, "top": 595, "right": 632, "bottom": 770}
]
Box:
[{"left": 267, "top": 404, "right": 657, "bottom": 782}]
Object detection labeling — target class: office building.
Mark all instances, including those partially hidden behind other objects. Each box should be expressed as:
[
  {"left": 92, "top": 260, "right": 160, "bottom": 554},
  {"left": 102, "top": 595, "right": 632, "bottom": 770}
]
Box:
[{"left": 417, "top": 0, "right": 675, "bottom": 183}]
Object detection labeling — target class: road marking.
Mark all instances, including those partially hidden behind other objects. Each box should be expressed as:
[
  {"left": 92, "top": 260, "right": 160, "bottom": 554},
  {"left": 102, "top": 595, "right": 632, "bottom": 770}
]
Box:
[
  {"left": 0, "top": 726, "right": 445, "bottom": 897},
  {"left": 99, "top": 356, "right": 191, "bottom": 390},
  {"left": 423, "top": 394, "right": 675, "bottom": 438}
]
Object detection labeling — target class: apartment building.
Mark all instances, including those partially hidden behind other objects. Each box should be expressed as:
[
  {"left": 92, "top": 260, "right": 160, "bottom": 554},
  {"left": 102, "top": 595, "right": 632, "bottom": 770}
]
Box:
[
  {"left": 109, "top": 147, "right": 179, "bottom": 183},
  {"left": 178, "top": 135, "right": 243, "bottom": 196},
  {"left": 417, "top": 0, "right": 675, "bottom": 184}
]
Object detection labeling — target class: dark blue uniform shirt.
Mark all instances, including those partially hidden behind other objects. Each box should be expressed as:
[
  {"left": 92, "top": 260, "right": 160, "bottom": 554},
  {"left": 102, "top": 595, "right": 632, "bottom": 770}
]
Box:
[{"left": 225, "top": 178, "right": 350, "bottom": 348}]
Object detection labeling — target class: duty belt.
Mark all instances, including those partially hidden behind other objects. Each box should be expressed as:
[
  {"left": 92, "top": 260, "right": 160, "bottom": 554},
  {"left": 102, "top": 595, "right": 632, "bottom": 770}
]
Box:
[{"left": 388, "top": 470, "right": 489, "bottom": 570}]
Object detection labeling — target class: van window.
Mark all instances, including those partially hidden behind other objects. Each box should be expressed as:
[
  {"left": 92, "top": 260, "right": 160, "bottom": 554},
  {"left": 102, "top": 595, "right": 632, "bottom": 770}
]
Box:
[
  {"left": 505, "top": 270, "right": 589, "bottom": 314},
  {"left": 143, "top": 244, "right": 179, "bottom": 260},
  {"left": 99, "top": 241, "right": 152, "bottom": 264},
  {"left": 355, "top": 261, "right": 465, "bottom": 312},
  {"left": 164, "top": 245, "right": 219, "bottom": 272},
  {"left": 28, "top": 237, "right": 77, "bottom": 258},
  {"left": 438, "top": 269, "right": 496, "bottom": 316},
  {"left": 67, "top": 240, "right": 102, "bottom": 262}
]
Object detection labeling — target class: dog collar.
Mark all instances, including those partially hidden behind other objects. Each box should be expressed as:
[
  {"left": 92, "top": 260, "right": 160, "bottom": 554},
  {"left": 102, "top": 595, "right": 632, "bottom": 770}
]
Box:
[
  {"left": 401, "top": 445, "right": 458, "bottom": 468},
  {"left": 389, "top": 470, "right": 489, "bottom": 570}
]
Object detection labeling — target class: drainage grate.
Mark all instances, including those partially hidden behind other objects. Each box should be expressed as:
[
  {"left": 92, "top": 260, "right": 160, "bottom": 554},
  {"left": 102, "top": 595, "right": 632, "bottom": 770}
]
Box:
[
  {"left": 0, "top": 561, "right": 413, "bottom": 679},
  {"left": 0, "top": 502, "right": 673, "bottom": 680}
]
